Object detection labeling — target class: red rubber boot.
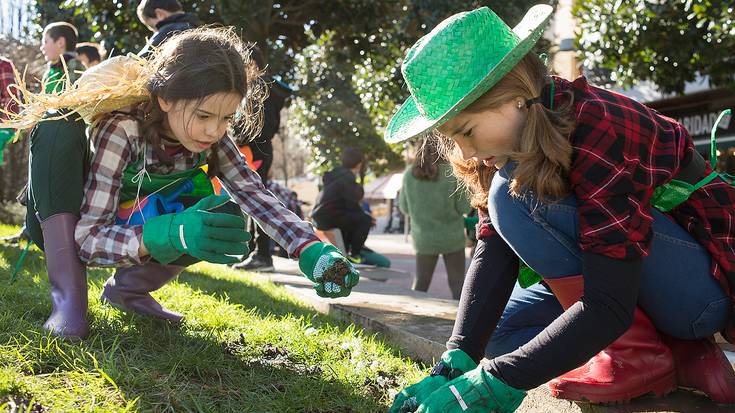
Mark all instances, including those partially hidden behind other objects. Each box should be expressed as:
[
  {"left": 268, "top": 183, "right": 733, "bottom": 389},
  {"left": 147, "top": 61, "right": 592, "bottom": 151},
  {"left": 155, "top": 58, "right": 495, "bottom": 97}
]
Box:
[
  {"left": 544, "top": 275, "right": 676, "bottom": 403},
  {"left": 661, "top": 335, "right": 735, "bottom": 404}
]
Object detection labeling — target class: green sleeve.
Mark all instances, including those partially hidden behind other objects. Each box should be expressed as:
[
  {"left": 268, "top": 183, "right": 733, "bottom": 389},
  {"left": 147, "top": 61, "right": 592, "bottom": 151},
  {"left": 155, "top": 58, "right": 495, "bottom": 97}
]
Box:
[{"left": 399, "top": 170, "right": 410, "bottom": 215}]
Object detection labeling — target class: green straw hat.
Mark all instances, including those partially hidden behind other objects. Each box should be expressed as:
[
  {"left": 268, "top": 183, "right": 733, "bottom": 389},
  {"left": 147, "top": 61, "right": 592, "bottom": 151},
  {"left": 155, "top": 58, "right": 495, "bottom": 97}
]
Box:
[{"left": 385, "top": 5, "right": 553, "bottom": 143}]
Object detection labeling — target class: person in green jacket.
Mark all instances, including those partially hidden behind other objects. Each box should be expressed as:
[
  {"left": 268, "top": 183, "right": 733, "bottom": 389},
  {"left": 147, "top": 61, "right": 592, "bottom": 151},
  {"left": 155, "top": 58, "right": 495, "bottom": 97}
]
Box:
[{"left": 399, "top": 138, "right": 471, "bottom": 299}]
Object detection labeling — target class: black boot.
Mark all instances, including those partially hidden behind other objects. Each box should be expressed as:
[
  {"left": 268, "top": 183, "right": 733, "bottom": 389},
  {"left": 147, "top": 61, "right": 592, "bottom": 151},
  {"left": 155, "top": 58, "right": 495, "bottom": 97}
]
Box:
[{"left": 232, "top": 254, "right": 274, "bottom": 272}]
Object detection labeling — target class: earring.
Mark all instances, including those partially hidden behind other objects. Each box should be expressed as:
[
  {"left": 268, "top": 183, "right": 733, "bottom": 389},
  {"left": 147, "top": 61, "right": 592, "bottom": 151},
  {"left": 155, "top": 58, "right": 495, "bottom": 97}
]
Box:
[{"left": 517, "top": 100, "right": 524, "bottom": 109}]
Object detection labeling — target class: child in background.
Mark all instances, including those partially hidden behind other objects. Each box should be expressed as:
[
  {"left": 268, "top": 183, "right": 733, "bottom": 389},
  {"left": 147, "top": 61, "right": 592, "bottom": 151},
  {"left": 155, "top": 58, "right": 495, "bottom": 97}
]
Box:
[
  {"left": 399, "top": 138, "right": 470, "bottom": 299},
  {"left": 75, "top": 42, "right": 104, "bottom": 69},
  {"left": 137, "top": 0, "right": 199, "bottom": 58},
  {"left": 40, "top": 22, "right": 84, "bottom": 94}
]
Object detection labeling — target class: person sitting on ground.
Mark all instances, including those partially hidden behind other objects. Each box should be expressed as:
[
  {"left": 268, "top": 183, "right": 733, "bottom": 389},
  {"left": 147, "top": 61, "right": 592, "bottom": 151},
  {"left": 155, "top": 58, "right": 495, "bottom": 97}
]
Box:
[
  {"left": 311, "top": 147, "right": 373, "bottom": 263},
  {"left": 137, "top": 0, "right": 199, "bottom": 58},
  {"left": 75, "top": 42, "right": 104, "bottom": 69},
  {"left": 399, "top": 138, "right": 471, "bottom": 299}
]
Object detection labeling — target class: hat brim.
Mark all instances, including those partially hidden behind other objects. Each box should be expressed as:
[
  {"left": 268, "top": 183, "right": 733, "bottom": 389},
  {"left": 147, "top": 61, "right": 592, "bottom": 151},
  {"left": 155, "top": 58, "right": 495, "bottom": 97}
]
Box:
[{"left": 385, "top": 5, "right": 553, "bottom": 144}]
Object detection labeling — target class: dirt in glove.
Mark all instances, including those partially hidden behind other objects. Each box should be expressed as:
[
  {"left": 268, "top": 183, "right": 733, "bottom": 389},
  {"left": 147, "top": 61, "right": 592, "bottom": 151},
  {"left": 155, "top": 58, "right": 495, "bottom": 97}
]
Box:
[{"left": 320, "top": 260, "right": 351, "bottom": 287}]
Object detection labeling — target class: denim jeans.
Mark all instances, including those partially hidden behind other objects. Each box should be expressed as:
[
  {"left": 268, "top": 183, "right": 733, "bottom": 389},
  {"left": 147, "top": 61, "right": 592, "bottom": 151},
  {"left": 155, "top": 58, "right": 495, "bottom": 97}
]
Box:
[{"left": 485, "top": 165, "right": 731, "bottom": 358}]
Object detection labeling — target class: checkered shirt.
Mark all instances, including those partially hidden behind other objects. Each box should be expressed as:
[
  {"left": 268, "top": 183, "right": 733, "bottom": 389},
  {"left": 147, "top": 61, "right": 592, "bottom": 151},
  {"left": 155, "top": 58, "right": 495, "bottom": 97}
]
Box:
[
  {"left": 266, "top": 180, "right": 300, "bottom": 213},
  {"left": 75, "top": 105, "right": 319, "bottom": 266},
  {"left": 0, "top": 57, "right": 18, "bottom": 119},
  {"left": 477, "top": 76, "right": 735, "bottom": 321}
]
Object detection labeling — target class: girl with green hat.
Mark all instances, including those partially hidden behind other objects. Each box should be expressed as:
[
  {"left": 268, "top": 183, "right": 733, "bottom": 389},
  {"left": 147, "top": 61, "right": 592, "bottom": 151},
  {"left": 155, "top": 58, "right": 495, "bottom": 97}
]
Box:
[{"left": 386, "top": 4, "right": 735, "bottom": 412}]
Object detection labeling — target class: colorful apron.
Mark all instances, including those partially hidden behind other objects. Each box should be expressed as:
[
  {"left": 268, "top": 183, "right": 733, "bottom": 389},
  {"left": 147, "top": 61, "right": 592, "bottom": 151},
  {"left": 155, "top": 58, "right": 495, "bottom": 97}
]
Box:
[{"left": 116, "top": 151, "right": 215, "bottom": 225}]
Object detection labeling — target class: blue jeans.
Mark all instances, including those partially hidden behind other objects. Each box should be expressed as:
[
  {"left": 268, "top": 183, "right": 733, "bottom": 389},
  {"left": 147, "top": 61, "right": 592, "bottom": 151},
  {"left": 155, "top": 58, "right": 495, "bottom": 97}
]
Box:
[{"left": 485, "top": 165, "right": 731, "bottom": 358}]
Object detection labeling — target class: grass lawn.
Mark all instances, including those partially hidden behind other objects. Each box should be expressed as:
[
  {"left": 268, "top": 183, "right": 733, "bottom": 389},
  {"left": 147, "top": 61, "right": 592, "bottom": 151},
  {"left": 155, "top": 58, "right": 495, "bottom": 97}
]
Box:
[{"left": 0, "top": 224, "right": 424, "bottom": 412}]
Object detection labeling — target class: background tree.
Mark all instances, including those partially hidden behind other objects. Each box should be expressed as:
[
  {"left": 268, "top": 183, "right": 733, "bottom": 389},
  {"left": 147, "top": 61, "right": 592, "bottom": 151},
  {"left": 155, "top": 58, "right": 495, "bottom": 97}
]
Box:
[
  {"left": 272, "top": 109, "right": 309, "bottom": 185},
  {"left": 287, "top": 31, "right": 403, "bottom": 179},
  {"left": 298, "top": 0, "right": 554, "bottom": 173},
  {"left": 40, "top": 0, "right": 392, "bottom": 79},
  {"left": 575, "top": 0, "right": 735, "bottom": 94},
  {"left": 29, "top": 0, "right": 556, "bottom": 178}
]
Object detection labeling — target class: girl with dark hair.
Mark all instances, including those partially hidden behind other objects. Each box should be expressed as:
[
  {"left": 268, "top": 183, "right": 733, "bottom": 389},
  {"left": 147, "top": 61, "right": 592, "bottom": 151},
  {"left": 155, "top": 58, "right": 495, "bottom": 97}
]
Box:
[
  {"left": 399, "top": 138, "right": 470, "bottom": 299},
  {"left": 384, "top": 5, "right": 735, "bottom": 413},
  {"left": 2, "top": 27, "right": 358, "bottom": 340}
]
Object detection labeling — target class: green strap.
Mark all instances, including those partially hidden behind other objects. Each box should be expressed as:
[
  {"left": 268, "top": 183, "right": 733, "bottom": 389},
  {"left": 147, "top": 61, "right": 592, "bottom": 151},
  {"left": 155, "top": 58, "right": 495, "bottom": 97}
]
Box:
[
  {"left": 653, "top": 108, "right": 732, "bottom": 213},
  {"left": 693, "top": 170, "right": 719, "bottom": 191},
  {"left": 711, "top": 109, "right": 732, "bottom": 168},
  {"left": 9, "top": 240, "right": 33, "bottom": 284}
]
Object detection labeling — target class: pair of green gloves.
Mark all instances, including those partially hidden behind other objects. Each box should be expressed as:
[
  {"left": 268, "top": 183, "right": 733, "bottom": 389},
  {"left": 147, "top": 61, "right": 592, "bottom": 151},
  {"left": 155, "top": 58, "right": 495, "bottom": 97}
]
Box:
[
  {"left": 141, "top": 195, "right": 359, "bottom": 298},
  {"left": 390, "top": 349, "right": 526, "bottom": 413}
]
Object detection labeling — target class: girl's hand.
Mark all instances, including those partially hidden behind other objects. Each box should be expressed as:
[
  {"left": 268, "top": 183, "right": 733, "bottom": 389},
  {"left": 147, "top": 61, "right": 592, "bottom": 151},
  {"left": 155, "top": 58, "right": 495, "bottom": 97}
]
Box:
[
  {"left": 142, "top": 194, "right": 251, "bottom": 264},
  {"left": 389, "top": 349, "right": 477, "bottom": 413},
  {"left": 416, "top": 365, "right": 525, "bottom": 413},
  {"left": 298, "top": 242, "right": 360, "bottom": 298}
]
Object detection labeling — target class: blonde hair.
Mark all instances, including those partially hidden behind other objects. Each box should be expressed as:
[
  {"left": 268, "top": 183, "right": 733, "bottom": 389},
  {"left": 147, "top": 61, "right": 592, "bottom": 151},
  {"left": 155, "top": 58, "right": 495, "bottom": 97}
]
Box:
[{"left": 436, "top": 53, "right": 576, "bottom": 212}]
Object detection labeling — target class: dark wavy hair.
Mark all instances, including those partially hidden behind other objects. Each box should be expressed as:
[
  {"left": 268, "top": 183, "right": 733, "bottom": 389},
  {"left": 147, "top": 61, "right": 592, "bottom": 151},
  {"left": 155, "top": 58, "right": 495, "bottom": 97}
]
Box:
[{"left": 141, "top": 27, "right": 266, "bottom": 177}]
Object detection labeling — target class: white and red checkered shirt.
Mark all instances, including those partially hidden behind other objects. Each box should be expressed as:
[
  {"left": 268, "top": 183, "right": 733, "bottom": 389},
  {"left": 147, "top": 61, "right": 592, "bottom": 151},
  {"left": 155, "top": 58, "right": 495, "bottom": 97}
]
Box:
[
  {"left": 0, "top": 57, "right": 18, "bottom": 119},
  {"left": 75, "top": 105, "right": 319, "bottom": 267}
]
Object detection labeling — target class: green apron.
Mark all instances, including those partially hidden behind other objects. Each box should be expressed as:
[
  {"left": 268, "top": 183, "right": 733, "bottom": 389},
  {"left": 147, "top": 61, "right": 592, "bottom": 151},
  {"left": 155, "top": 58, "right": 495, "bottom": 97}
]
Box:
[{"left": 119, "top": 151, "right": 215, "bottom": 206}]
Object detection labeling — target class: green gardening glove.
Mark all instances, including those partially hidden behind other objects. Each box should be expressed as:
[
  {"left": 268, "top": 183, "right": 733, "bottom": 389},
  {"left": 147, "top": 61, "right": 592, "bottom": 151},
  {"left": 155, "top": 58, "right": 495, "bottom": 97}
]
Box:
[
  {"left": 298, "top": 242, "right": 360, "bottom": 298},
  {"left": 389, "top": 349, "right": 477, "bottom": 413},
  {"left": 416, "top": 365, "right": 526, "bottom": 413},
  {"left": 142, "top": 194, "right": 251, "bottom": 264}
]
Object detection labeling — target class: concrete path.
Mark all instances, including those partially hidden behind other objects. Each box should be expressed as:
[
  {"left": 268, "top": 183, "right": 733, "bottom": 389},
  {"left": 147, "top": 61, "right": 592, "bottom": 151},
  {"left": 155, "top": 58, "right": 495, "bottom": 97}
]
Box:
[
  {"left": 364, "top": 233, "right": 472, "bottom": 300},
  {"left": 249, "top": 257, "right": 735, "bottom": 413}
]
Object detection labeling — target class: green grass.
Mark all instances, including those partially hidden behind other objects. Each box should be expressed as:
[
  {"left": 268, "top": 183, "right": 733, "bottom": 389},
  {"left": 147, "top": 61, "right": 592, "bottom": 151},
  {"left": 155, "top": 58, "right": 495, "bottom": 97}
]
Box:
[{"left": 0, "top": 225, "right": 424, "bottom": 412}]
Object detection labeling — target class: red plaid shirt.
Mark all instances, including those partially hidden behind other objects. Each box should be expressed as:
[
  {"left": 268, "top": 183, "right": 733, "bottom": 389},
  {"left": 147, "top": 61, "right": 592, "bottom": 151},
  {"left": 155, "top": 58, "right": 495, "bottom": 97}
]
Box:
[
  {"left": 0, "top": 57, "right": 18, "bottom": 119},
  {"left": 478, "top": 76, "right": 735, "bottom": 326},
  {"left": 75, "top": 105, "right": 319, "bottom": 266}
]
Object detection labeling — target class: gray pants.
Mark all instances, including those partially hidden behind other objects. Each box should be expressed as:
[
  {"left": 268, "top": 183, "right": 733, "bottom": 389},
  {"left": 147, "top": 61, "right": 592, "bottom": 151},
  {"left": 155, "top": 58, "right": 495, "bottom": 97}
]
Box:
[{"left": 414, "top": 249, "right": 466, "bottom": 299}]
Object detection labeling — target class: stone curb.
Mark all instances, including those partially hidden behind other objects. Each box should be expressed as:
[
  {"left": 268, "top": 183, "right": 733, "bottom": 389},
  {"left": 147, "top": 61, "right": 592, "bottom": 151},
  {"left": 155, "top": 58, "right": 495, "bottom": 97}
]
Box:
[{"left": 255, "top": 260, "right": 733, "bottom": 413}]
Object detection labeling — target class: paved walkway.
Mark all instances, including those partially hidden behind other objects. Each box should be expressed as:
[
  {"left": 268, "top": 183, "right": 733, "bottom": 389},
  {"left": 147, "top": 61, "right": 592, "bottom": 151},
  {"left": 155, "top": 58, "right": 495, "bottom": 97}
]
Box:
[
  {"left": 251, "top": 257, "right": 735, "bottom": 413},
  {"left": 364, "top": 233, "right": 472, "bottom": 300}
]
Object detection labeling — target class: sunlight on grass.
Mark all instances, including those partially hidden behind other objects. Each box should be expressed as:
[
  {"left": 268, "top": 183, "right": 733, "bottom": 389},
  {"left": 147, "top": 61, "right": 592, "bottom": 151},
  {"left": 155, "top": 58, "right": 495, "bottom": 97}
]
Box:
[{"left": 0, "top": 244, "right": 424, "bottom": 412}]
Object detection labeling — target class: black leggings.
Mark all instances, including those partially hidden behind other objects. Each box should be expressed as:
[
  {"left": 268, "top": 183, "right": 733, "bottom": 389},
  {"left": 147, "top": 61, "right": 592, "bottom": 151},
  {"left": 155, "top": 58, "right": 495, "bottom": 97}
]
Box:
[{"left": 314, "top": 211, "right": 372, "bottom": 256}]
